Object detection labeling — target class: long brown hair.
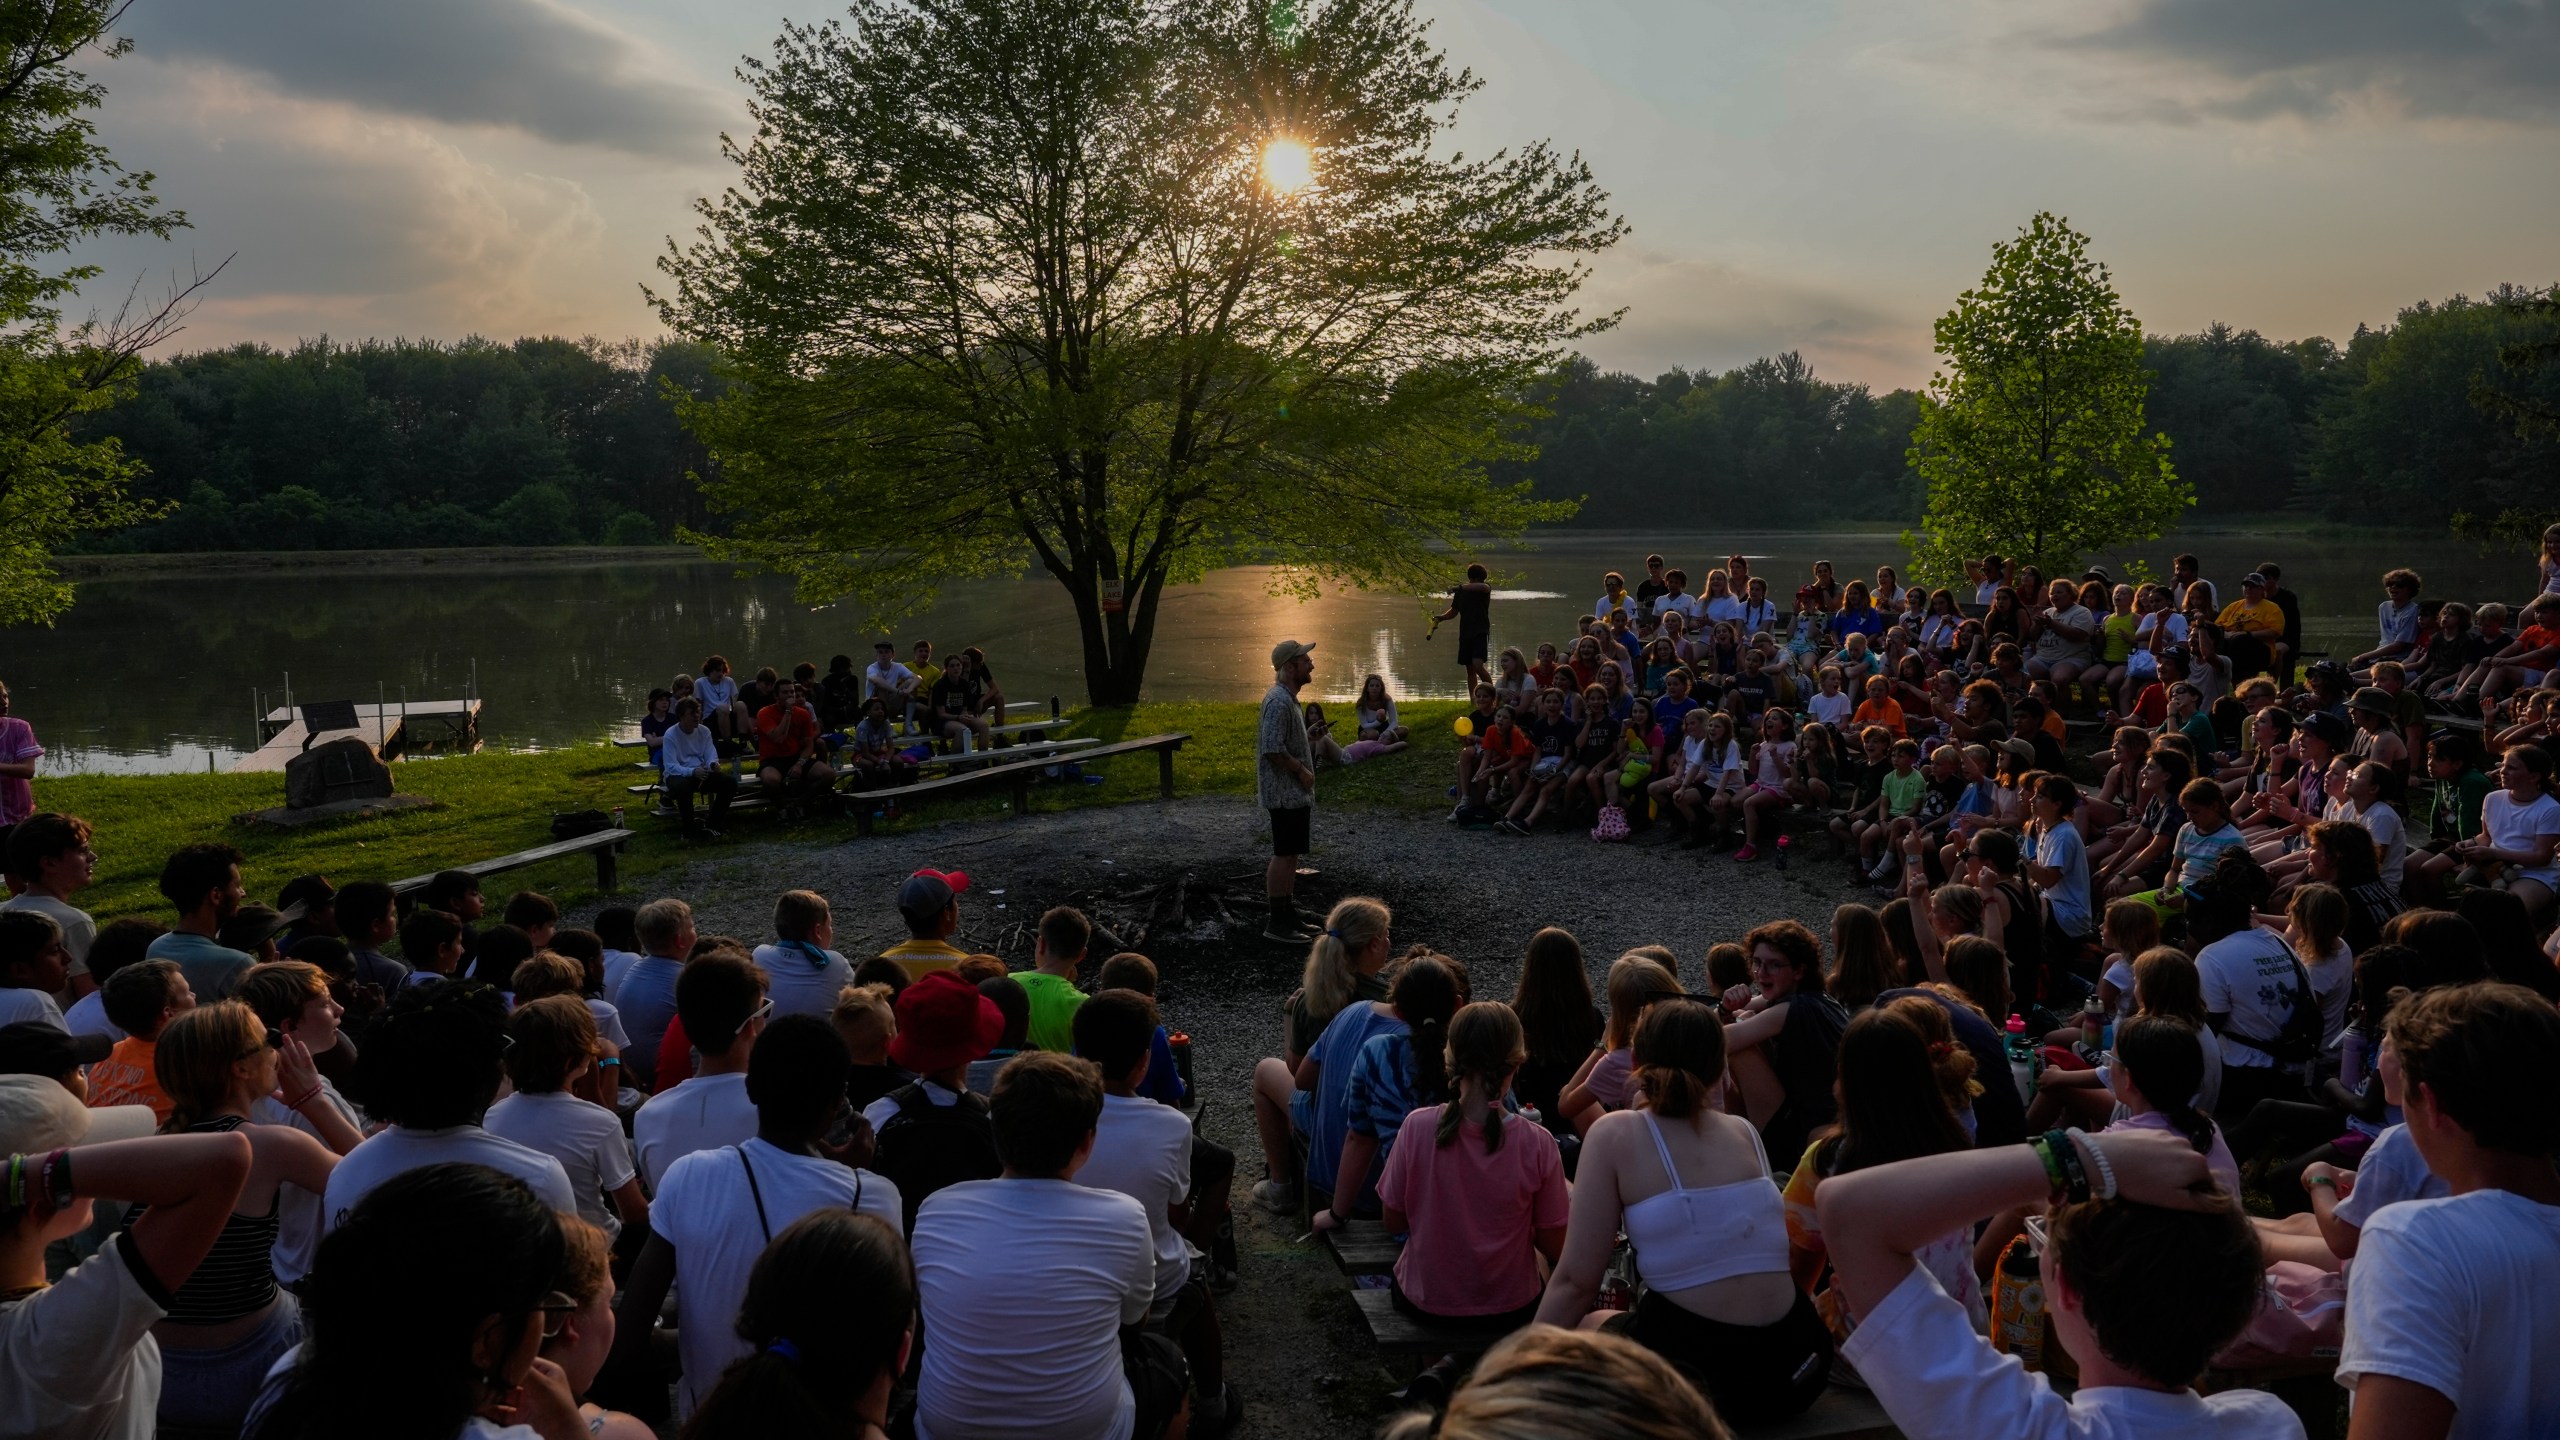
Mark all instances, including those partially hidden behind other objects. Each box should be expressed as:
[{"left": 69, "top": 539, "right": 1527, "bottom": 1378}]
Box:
[
  {"left": 1509, "top": 927, "right": 1597, "bottom": 1064},
  {"left": 2131, "top": 946, "right": 2206, "bottom": 1026},
  {"left": 1602, "top": 954, "right": 1682, "bottom": 1051},
  {"left": 1828, "top": 904, "right": 1904, "bottom": 1010},
  {"left": 1631, "top": 1000, "right": 1726, "bottom": 1122},
  {"left": 1818, "top": 1006, "right": 1971, "bottom": 1174},
  {"left": 1392, "top": 955, "right": 1463, "bottom": 1105},
  {"left": 154, "top": 1000, "right": 263, "bottom": 1133}
]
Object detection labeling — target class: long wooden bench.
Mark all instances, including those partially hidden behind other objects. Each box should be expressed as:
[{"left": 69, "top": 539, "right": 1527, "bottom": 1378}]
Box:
[
  {"left": 1350, "top": 1287, "right": 1495, "bottom": 1359},
  {"left": 626, "top": 736, "right": 1103, "bottom": 818},
  {"left": 389, "top": 828, "right": 633, "bottom": 910},
  {"left": 1321, "top": 1220, "right": 1401, "bottom": 1276},
  {"left": 851, "top": 732, "right": 1190, "bottom": 835}
]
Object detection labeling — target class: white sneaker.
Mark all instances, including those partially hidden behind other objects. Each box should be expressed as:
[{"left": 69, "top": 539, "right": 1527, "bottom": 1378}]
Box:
[{"left": 1251, "top": 1178, "right": 1299, "bottom": 1215}]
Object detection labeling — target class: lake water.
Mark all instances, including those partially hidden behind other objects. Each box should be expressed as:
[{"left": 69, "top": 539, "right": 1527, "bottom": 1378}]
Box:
[{"left": 10, "top": 529, "right": 2533, "bottom": 774}]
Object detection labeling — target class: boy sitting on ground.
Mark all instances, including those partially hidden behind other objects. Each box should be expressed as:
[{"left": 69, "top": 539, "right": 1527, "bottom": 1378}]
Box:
[
  {"left": 398, "top": 908, "right": 463, "bottom": 986},
  {"left": 1074, "top": 990, "right": 1238, "bottom": 1436},
  {"left": 863, "top": 970, "right": 1004, "bottom": 1231},
  {"left": 912, "top": 1051, "right": 1190, "bottom": 1440},
  {"left": 632, "top": 954, "right": 768, "bottom": 1190},
  {"left": 1017, "top": 905, "right": 1092, "bottom": 1053}
]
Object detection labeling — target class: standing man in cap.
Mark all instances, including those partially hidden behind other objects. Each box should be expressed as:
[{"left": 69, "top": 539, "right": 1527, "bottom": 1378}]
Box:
[
  {"left": 1260, "top": 641, "right": 1319, "bottom": 945},
  {"left": 882, "top": 869, "right": 973, "bottom": 980},
  {"left": 2216, "top": 572, "right": 2289, "bottom": 683}
]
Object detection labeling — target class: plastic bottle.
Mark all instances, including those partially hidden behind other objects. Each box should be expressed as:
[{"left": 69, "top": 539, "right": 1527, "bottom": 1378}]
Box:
[
  {"left": 2005, "top": 1013, "right": 2035, "bottom": 1102},
  {"left": 1989, "top": 1237, "right": 2047, "bottom": 1370}
]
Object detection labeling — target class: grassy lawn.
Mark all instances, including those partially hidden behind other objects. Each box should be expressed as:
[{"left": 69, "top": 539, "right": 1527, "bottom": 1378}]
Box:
[{"left": 39, "top": 702, "right": 1470, "bottom": 923}]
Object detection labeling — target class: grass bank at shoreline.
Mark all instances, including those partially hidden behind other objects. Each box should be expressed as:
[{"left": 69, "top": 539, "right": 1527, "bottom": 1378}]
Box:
[{"left": 42, "top": 701, "right": 1471, "bottom": 921}]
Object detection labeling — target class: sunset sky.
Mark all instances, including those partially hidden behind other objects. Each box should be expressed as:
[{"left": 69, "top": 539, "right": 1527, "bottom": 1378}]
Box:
[{"left": 73, "top": 0, "right": 2560, "bottom": 392}]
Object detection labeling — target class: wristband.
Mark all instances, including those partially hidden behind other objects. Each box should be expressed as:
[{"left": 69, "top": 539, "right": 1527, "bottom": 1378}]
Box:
[
  {"left": 2068, "top": 1128, "right": 2117, "bottom": 1201},
  {"left": 286, "top": 1087, "right": 321, "bottom": 1111},
  {"left": 2044, "top": 1128, "right": 2090, "bottom": 1204},
  {"left": 2305, "top": 1174, "right": 2337, "bottom": 1191},
  {"left": 5, "top": 1153, "right": 22, "bottom": 1212},
  {"left": 2030, "top": 1134, "right": 2068, "bottom": 1195},
  {"left": 597, "top": 1057, "right": 621, "bottom": 1068},
  {"left": 42, "top": 1148, "right": 72, "bottom": 1214}
]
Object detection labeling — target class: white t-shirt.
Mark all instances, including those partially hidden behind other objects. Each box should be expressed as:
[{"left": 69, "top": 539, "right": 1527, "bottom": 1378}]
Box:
[
  {"left": 0, "top": 986, "right": 65, "bottom": 1028},
  {"left": 1594, "top": 593, "right": 1636, "bottom": 623},
  {"left": 485, "top": 1090, "right": 639, "bottom": 1237},
  {"left": 633, "top": 1071, "right": 757, "bottom": 1192},
  {"left": 2337, "top": 1190, "right": 2560, "bottom": 1437},
  {"left": 1839, "top": 1262, "right": 2300, "bottom": 1440},
  {"left": 322, "top": 1124, "right": 577, "bottom": 1232},
  {"left": 61, "top": 990, "right": 123, "bottom": 1041},
  {"left": 585, "top": 998, "right": 631, "bottom": 1052},
  {"left": 1806, "top": 690, "right": 1854, "bottom": 728},
  {"left": 2350, "top": 800, "right": 2406, "bottom": 891},
  {"left": 0, "top": 1232, "right": 166, "bottom": 1440},
  {"left": 1, "top": 893, "right": 95, "bottom": 969},
  {"left": 749, "top": 941, "right": 855, "bottom": 1021},
  {"left": 1075, "top": 1092, "right": 1195, "bottom": 1303},
  {"left": 2331, "top": 1124, "right": 2451, "bottom": 1233},
  {"left": 2195, "top": 930, "right": 2304, "bottom": 1071},
  {"left": 2480, "top": 789, "right": 2560, "bottom": 888},
  {"left": 1704, "top": 595, "right": 1745, "bottom": 626},
  {"left": 2300, "top": 939, "right": 2352, "bottom": 1050},
  {"left": 251, "top": 1075, "right": 364, "bottom": 1285},
  {"left": 913, "top": 1178, "right": 1154, "bottom": 1440},
  {"left": 653, "top": 1137, "right": 901, "bottom": 1417}
]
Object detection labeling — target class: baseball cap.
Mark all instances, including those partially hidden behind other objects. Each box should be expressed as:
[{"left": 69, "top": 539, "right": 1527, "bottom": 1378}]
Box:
[
  {"left": 896, "top": 868, "right": 971, "bottom": 926},
  {"left": 276, "top": 875, "right": 335, "bottom": 915},
  {"left": 1999, "top": 737, "right": 2039, "bottom": 767},
  {"left": 1270, "top": 639, "right": 1316, "bottom": 669},
  {"left": 2299, "top": 712, "right": 2349, "bottom": 750},
  {"left": 2081, "top": 567, "right": 2112, "bottom": 584},
  {"left": 886, "top": 971, "right": 1005, "bottom": 1074},
  {"left": 2241, "top": 572, "right": 2269, "bottom": 588},
  {"left": 0, "top": 1073, "right": 158, "bottom": 1153},
  {"left": 0, "top": 1020, "right": 112, "bottom": 1073}
]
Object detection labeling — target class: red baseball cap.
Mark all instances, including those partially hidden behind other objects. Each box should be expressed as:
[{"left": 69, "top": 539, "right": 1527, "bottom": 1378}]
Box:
[
  {"left": 896, "top": 868, "right": 971, "bottom": 925},
  {"left": 888, "top": 971, "right": 1004, "bottom": 1073}
]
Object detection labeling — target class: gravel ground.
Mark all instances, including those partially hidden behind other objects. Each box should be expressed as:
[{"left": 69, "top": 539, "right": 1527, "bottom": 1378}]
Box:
[{"left": 590, "top": 794, "right": 1847, "bottom": 1440}]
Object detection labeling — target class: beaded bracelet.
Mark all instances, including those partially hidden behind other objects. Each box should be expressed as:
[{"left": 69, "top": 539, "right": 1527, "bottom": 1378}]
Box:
[
  {"left": 2030, "top": 1134, "right": 2068, "bottom": 1194},
  {"left": 2042, "top": 1127, "right": 2091, "bottom": 1204}
]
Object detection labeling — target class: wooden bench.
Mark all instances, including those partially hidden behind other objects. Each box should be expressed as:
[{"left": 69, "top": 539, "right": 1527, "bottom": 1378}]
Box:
[
  {"left": 389, "top": 828, "right": 634, "bottom": 910},
  {"left": 1351, "top": 1287, "right": 1495, "bottom": 1359},
  {"left": 1321, "top": 1220, "right": 1401, "bottom": 1276},
  {"left": 1736, "top": 1386, "right": 1901, "bottom": 1440},
  {"left": 851, "top": 732, "right": 1190, "bottom": 835},
  {"left": 625, "top": 736, "right": 1108, "bottom": 820}
]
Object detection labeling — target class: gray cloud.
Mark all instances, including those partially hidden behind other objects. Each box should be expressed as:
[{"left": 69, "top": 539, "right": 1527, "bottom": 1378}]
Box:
[
  {"left": 124, "top": 0, "right": 736, "bottom": 158},
  {"left": 2072, "top": 0, "right": 2560, "bottom": 123}
]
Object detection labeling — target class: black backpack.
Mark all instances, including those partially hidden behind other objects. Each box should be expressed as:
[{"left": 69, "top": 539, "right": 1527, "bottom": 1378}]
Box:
[
  {"left": 2221, "top": 937, "right": 2324, "bottom": 1068},
  {"left": 870, "top": 1083, "right": 1000, "bottom": 1234}
]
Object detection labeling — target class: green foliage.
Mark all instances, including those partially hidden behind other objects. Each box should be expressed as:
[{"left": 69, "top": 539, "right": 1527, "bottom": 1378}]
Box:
[
  {"left": 0, "top": 0, "right": 194, "bottom": 625},
  {"left": 1496, "top": 353, "right": 1921, "bottom": 526},
  {"left": 78, "top": 336, "right": 727, "bottom": 551},
  {"left": 601, "top": 511, "right": 660, "bottom": 546},
  {"left": 656, "top": 0, "right": 1620, "bottom": 705},
  {"left": 1904, "top": 213, "right": 2187, "bottom": 586},
  {"left": 2140, "top": 325, "right": 2345, "bottom": 515},
  {"left": 2310, "top": 287, "right": 2560, "bottom": 535}
]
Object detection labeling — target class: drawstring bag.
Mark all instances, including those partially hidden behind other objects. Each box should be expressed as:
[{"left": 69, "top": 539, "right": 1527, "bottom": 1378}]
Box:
[
  {"left": 2212, "top": 1261, "right": 2345, "bottom": 1368},
  {"left": 1591, "top": 804, "right": 1630, "bottom": 842}
]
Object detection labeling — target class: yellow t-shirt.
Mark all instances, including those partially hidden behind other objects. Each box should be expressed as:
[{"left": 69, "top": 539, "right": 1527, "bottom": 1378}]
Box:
[
  {"left": 879, "top": 937, "right": 969, "bottom": 981},
  {"left": 2216, "top": 599, "right": 2283, "bottom": 637}
]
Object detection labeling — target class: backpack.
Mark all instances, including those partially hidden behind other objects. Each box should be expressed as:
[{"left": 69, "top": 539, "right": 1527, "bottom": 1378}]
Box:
[
  {"left": 2221, "top": 936, "right": 2324, "bottom": 1068},
  {"left": 550, "top": 808, "right": 612, "bottom": 840},
  {"left": 1590, "top": 804, "right": 1630, "bottom": 842},
  {"left": 870, "top": 1082, "right": 1000, "bottom": 1233}
]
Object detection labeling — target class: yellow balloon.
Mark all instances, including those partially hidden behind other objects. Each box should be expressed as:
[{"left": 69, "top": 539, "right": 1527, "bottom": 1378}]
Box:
[{"left": 1453, "top": 716, "right": 1474, "bottom": 737}]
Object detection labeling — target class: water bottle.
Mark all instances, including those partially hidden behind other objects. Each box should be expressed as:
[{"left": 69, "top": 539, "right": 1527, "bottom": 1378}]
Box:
[
  {"left": 2005, "top": 1013, "right": 2034, "bottom": 1102},
  {"left": 1989, "top": 1238, "right": 2047, "bottom": 1370},
  {"left": 1773, "top": 834, "right": 1790, "bottom": 871}
]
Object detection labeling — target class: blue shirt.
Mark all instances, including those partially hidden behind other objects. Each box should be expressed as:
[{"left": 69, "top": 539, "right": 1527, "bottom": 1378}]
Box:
[
  {"left": 146, "top": 931, "right": 256, "bottom": 1001},
  {"left": 611, "top": 956, "right": 685, "bottom": 1084},
  {"left": 1139, "top": 1026, "right": 1187, "bottom": 1108},
  {"left": 2037, "top": 820, "right": 2093, "bottom": 937},
  {"left": 1293, "top": 1002, "right": 1408, "bottom": 1199}
]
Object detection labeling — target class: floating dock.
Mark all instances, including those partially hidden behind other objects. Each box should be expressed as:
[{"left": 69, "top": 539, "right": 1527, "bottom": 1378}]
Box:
[{"left": 232, "top": 700, "right": 483, "bottom": 773}]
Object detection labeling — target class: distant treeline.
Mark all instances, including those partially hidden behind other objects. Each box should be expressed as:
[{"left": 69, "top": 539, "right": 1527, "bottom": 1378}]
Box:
[
  {"left": 67, "top": 284, "right": 2560, "bottom": 551},
  {"left": 75, "top": 337, "right": 729, "bottom": 551},
  {"left": 1502, "top": 283, "right": 2560, "bottom": 529}
]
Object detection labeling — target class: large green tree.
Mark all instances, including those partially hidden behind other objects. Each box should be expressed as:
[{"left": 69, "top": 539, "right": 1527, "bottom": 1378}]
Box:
[
  {"left": 657, "top": 0, "right": 1619, "bottom": 705},
  {"left": 0, "top": 0, "right": 208, "bottom": 625},
  {"left": 1904, "top": 213, "right": 2187, "bottom": 586}
]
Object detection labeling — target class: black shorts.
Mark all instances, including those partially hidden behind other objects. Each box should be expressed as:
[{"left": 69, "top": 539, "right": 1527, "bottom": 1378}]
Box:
[
  {"left": 1457, "top": 632, "right": 1489, "bottom": 666},
  {"left": 1269, "top": 805, "right": 1311, "bottom": 856},
  {"left": 1619, "top": 1288, "right": 1832, "bottom": 1427},
  {"left": 1122, "top": 1328, "right": 1191, "bottom": 1440}
]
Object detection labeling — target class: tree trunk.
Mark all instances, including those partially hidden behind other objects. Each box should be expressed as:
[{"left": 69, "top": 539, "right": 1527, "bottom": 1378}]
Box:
[{"left": 1063, "top": 561, "right": 1166, "bottom": 708}]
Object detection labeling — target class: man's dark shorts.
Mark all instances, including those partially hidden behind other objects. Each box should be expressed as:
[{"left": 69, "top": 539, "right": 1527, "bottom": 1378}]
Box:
[
  {"left": 1269, "top": 806, "right": 1311, "bottom": 857},
  {"left": 1458, "top": 631, "right": 1489, "bottom": 666}
]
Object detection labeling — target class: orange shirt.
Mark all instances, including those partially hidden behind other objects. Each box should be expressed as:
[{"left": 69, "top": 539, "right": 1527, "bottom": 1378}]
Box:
[
  {"left": 1480, "top": 725, "right": 1534, "bottom": 764},
  {"left": 89, "top": 1037, "right": 171, "bottom": 1123},
  {"left": 1851, "top": 698, "right": 1906, "bottom": 736}
]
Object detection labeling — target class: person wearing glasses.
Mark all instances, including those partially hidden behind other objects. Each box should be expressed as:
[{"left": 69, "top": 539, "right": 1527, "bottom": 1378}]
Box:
[
  {"left": 633, "top": 956, "right": 771, "bottom": 1191},
  {"left": 245, "top": 1163, "right": 589, "bottom": 1440},
  {"left": 319, "top": 980, "right": 578, "bottom": 1233},
  {"left": 123, "top": 1000, "right": 341, "bottom": 1435}
]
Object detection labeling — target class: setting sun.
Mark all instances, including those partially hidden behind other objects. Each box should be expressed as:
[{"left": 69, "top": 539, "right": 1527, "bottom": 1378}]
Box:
[{"left": 1260, "top": 137, "right": 1314, "bottom": 196}]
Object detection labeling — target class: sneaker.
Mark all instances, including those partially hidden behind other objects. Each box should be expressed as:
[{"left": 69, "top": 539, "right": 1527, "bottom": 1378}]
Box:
[
  {"left": 1251, "top": 1178, "right": 1299, "bottom": 1215},
  {"left": 1494, "top": 819, "right": 1527, "bottom": 837},
  {"left": 1733, "top": 844, "right": 1759, "bottom": 862},
  {"left": 1262, "top": 923, "right": 1309, "bottom": 947},
  {"left": 1197, "top": 1383, "right": 1245, "bottom": 1439}
]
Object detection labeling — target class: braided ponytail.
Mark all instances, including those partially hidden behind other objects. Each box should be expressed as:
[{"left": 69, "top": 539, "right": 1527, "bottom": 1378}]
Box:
[{"left": 1435, "top": 1003, "right": 1528, "bottom": 1152}]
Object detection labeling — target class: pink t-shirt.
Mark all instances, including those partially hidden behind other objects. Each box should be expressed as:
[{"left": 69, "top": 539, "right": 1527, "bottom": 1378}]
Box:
[
  {"left": 0, "top": 717, "right": 38, "bottom": 824},
  {"left": 1376, "top": 1105, "right": 1570, "bottom": 1316}
]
